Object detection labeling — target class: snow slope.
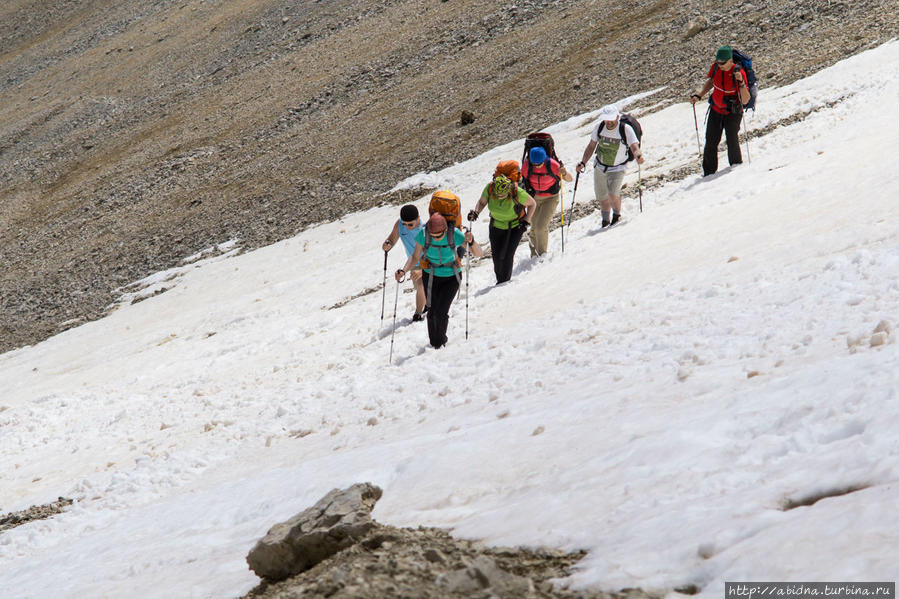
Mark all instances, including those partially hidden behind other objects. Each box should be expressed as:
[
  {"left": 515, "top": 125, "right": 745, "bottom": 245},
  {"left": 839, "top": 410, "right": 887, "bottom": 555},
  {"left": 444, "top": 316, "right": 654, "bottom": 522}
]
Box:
[{"left": 2, "top": 41, "right": 899, "bottom": 598}]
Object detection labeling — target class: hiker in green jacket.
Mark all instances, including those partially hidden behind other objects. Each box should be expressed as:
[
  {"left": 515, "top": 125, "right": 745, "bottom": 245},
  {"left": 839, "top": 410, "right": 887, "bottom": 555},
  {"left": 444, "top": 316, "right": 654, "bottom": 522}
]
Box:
[{"left": 467, "top": 160, "right": 535, "bottom": 284}]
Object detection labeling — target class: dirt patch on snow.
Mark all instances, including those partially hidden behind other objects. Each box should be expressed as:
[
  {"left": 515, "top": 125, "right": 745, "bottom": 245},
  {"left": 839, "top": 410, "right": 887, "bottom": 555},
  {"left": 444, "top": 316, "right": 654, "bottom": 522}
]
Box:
[{"left": 0, "top": 497, "right": 73, "bottom": 533}]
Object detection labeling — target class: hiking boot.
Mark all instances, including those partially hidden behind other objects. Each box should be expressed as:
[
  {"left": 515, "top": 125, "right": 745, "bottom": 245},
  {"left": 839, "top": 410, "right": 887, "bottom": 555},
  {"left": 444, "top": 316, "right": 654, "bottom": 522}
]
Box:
[
  {"left": 601, "top": 219, "right": 610, "bottom": 228},
  {"left": 610, "top": 213, "right": 621, "bottom": 225}
]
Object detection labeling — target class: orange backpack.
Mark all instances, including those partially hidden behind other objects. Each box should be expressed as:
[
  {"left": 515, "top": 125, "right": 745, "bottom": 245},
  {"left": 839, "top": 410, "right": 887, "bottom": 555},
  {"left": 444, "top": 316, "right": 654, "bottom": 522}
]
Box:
[
  {"left": 428, "top": 190, "right": 463, "bottom": 230},
  {"left": 493, "top": 160, "right": 520, "bottom": 182}
]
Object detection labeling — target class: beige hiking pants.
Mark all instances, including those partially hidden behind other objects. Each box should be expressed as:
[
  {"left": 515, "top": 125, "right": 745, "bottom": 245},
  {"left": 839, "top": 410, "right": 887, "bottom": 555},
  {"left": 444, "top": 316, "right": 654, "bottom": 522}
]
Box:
[{"left": 528, "top": 192, "right": 561, "bottom": 257}]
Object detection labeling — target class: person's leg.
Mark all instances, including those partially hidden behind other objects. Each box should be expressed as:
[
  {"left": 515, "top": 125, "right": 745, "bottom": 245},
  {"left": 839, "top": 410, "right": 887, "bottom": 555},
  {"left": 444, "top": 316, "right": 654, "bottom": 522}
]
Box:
[
  {"left": 607, "top": 171, "right": 625, "bottom": 223},
  {"left": 724, "top": 112, "right": 743, "bottom": 166},
  {"left": 427, "top": 275, "right": 459, "bottom": 348},
  {"left": 528, "top": 194, "right": 557, "bottom": 256},
  {"left": 489, "top": 224, "right": 506, "bottom": 283},
  {"left": 594, "top": 168, "right": 611, "bottom": 226},
  {"left": 703, "top": 111, "right": 725, "bottom": 176},
  {"left": 499, "top": 225, "right": 525, "bottom": 282},
  {"left": 411, "top": 269, "right": 425, "bottom": 316}
]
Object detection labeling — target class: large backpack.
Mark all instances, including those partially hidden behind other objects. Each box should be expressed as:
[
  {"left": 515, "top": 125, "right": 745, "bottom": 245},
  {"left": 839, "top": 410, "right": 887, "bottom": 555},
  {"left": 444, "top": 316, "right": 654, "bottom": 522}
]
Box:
[
  {"left": 712, "top": 48, "right": 758, "bottom": 110},
  {"left": 493, "top": 159, "right": 520, "bottom": 183},
  {"left": 428, "top": 189, "right": 462, "bottom": 231},
  {"left": 521, "top": 132, "right": 562, "bottom": 196},
  {"left": 522, "top": 132, "right": 562, "bottom": 165},
  {"left": 618, "top": 114, "right": 643, "bottom": 162}
]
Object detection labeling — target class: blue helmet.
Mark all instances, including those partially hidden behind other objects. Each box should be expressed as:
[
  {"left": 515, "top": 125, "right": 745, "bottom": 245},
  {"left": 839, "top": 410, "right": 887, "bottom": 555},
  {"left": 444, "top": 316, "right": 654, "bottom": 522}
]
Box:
[{"left": 529, "top": 146, "right": 548, "bottom": 164}]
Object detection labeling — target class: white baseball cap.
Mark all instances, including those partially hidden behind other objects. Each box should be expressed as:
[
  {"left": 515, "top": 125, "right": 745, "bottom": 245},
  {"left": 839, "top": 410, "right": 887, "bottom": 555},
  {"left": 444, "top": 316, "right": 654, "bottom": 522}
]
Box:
[{"left": 598, "top": 104, "right": 620, "bottom": 121}]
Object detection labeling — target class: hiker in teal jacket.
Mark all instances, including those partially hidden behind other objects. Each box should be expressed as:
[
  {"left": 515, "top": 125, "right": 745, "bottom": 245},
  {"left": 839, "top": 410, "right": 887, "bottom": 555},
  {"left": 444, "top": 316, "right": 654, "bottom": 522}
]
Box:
[{"left": 395, "top": 212, "right": 482, "bottom": 348}]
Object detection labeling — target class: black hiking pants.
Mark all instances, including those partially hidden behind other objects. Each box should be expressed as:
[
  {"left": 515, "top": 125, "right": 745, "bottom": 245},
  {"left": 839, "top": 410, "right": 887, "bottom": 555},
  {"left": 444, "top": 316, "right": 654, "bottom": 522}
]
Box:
[
  {"left": 489, "top": 223, "right": 526, "bottom": 284},
  {"left": 703, "top": 110, "right": 743, "bottom": 176},
  {"left": 422, "top": 271, "right": 459, "bottom": 349}
]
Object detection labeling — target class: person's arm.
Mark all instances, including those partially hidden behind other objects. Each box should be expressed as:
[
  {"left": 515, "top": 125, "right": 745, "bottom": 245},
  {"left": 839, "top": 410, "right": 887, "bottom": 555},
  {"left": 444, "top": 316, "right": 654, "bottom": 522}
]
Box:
[
  {"left": 468, "top": 190, "right": 489, "bottom": 221},
  {"left": 522, "top": 192, "right": 536, "bottom": 223},
  {"left": 734, "top": 68, "right": 750, "bottom": 105},
  {"left": 464, "top": 229, "right": 484, "bottom": 258},
  {"left": 578, "top": 140, "right": 597, "bottom": 172},
  {"left": 382, "top": 221, "right": 399, "bottom": 252},
  {"left": 395, "top": 243, "right": 422, "bottom": 280},
  {"left": 629, "top": 142, "right": 645, "bottom": 165},
  {"left": 560, "top": 164, "right": 574, "bottom": 182},
  {"left": 691, "top": 78, "right": 714, "bottom": 103}
]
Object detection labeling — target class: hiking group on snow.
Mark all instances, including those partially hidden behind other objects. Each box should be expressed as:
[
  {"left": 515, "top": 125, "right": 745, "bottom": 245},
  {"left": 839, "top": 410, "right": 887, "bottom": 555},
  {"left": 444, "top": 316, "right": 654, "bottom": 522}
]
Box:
[{"left": 382, "top": 45, "right": 757, "bottom": 352}]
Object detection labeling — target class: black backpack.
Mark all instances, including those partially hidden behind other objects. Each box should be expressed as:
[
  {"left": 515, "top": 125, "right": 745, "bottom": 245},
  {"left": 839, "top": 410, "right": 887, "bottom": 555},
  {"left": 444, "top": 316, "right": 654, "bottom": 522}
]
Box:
[
  {"left": 617, "top": 114, "right": 643, "bottom": 162},
  {"left": 522, "top": 132, "right": 561, "bottom": 165}
]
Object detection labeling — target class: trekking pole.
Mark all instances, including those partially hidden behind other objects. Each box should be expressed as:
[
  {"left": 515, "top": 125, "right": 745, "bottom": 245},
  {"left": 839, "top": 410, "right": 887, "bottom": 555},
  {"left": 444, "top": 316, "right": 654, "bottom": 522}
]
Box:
[
  {"left": 389, "top": 274, "right": 403, "bottom": 364},
  {"left": 692, "top": 103, "right": 702, "bottom": 160},
  {"left": 465, "top": 237, "right": 471, "bottom": 340},
  {"left": 638, "top": 161, "right": 643, "bottom": 213},
  {"left": 566, "top": 172, "right": 580, "bottom": 232},
  {"left": 380, "top": 251, "right": 388, "bottom": 324},
  {"left": 559, "top": 182, "right": 565, "bottom": 254},
  {"left": 742, "top": 111, "right": 751, "bottom": 164}
]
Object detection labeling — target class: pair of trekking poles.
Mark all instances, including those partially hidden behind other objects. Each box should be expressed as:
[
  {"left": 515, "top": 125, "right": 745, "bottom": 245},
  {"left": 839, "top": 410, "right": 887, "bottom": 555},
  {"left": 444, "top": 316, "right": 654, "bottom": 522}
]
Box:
[{"left": 381, "top": 236, "right": 473, "bottom": 364}]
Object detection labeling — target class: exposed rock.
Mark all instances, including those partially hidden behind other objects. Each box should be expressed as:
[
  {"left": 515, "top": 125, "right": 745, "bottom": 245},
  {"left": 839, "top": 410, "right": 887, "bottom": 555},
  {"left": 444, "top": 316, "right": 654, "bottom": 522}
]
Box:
[
  {"left": 870, "top": 332, "right": 888, "bottom": 347},
  {"left": 242, "top": 486, "right": 656, "bottom": 599},
  {"left": 242, "top": 521, "right": 648, "bottom": 599},
  {"left": 437, "top": 555, "right": 535, "bottom": 596},
  {"left": 246, "top": 483, "right": 382, "bottom": 581},
  {"left": 460, "top": 110, "right": 476, "bottom": 126},
  {"left": 683, "top": 17, "right": 710, "bottom": 39},
  {"left": 0, "top": 497, "right": 73, "bottom": 533}
]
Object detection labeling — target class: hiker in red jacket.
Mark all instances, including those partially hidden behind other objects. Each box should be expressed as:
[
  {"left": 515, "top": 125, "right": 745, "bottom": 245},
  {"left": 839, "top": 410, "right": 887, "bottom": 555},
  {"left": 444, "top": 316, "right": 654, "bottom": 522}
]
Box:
[
  {"left": 521, "top": 146, "right": 573, "bottom": 257},
  {"left": 690, "top": 45, "right": 751, "bottom": 176}
]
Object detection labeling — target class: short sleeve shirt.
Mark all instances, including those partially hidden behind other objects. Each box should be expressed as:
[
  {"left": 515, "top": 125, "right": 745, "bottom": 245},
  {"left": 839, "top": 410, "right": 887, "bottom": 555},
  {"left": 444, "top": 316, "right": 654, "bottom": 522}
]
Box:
[
  {"left": 415, "top": 227, "right": 466, "bottom": 277},
  {"left": 481, "top": 184, "right": 532, "bottom": 229},
  {"left": 591, "top": 121, "right": 638, "bottom": 172},
  {"left": 396, "top": 218, "right": 422, "bottom": 257}
]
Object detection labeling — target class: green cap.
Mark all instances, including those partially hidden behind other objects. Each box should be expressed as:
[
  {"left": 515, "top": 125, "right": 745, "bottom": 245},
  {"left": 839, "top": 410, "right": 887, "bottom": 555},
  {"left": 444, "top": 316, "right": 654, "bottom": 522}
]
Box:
[{"left": 716, "top": 46, "right": 733, "bottom": 62}]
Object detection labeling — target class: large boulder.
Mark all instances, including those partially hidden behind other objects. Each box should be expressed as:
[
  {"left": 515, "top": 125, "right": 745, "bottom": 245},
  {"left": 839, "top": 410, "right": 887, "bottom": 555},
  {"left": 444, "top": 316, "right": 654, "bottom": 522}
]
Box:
[{"left": 246, "top": 483, "right": 383, "bottom": 581}]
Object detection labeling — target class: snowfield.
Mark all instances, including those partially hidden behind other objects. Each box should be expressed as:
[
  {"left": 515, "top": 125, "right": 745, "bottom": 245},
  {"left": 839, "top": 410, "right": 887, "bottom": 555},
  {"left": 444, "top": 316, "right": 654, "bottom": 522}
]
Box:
[{"left": 2, "top": 41, "right": 899, "bottom": 598}]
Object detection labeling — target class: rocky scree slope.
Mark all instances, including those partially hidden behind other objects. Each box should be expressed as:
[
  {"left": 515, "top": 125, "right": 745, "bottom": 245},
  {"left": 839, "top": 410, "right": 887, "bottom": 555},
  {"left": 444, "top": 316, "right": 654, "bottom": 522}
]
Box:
[{"left": 0, "top": 0, "right": 896, "bottom": 352}]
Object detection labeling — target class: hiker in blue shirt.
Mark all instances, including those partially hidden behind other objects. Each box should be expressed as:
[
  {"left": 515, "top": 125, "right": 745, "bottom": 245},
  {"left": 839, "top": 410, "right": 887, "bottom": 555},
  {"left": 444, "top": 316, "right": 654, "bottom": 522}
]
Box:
[
  {"left": 395, "top": 212, "right": 482, "bottom": 348},
  {"left": 383, "top": 205, "right": 426, "bottom": 320}
]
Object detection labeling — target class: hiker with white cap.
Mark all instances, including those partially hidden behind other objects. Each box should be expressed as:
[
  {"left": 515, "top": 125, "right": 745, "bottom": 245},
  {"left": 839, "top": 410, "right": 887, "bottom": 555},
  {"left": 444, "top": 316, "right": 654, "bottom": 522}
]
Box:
[
  {"left": 396, "top": 212, "right": 482, "bottom": 349},
  {"left": 576, "top": 104, "right": 645, "bottom": 228}
]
